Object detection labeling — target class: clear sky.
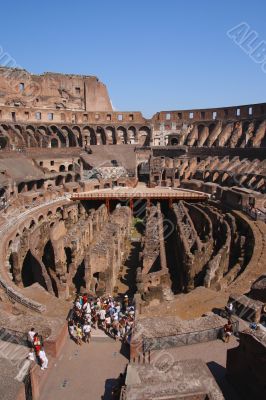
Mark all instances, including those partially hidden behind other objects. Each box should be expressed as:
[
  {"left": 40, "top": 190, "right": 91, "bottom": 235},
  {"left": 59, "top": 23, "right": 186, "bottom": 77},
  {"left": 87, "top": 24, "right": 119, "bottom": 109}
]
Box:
[{"left": 0, "top": 0, "right": 265, "bottom": 117}]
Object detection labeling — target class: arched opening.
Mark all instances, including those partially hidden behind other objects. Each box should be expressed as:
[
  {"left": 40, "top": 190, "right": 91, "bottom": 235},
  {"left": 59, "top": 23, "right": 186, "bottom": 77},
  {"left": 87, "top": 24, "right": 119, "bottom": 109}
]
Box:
[
  {"left": 171, "top": 137, "right": 178, "bottom": 145},
  {"left": 59, "top": 165, "right": 66, "bottom": 172},
  {"left": 51, "top": 138, "right": 58, "bottom": 148},
  {"left": 27, "top": 181, "right": 35, "bottom": 191},
  {"left": 96, "top": 127, "right": 106, "bottom": 145},
  {"left": 105, "top": 126, "right": 116, "bottom": 144},
  {"left": 50, "top": 126, "right": 67, "bottom": 147},
  {"left": 21, "top": 250, "right": 47, "bottom": 290},
  {"left": 64, "top": 247, "right": 72, "bottom": 273},
  {"left": 117, "top": 126, "right": 127, "bottom": 144},
  {"left": 68, "top": 164, "right": 73, "bottom": 171},
  {"left": 209, "top": 123, "right": 216, "bottom": 135},
  {"left": 9, "top": 253, "right": 15, "bottom": 281},
  {"left": 29, "top": 219, "right": 36, "bottom": 229},
  {"left": 65, "top": 174, "right": 73, "bottom": 183},
  {"left": 55, "top": 175, "right": 64, "bottom": 186},
  {"left": 18, "top": 182, "right": 26, "bottom": 193},
  {"left": 84, "top": 127, "right": 97, "bottom": 145},
  {"left": 128, "top": 126, "right": 137, "bottom": 144},
  {"left": 0, "top": 136, "right": 8, "bottom": 149},
  {"left": 137, "top": 162, "right": 149, "bottom": 183},
  {"left": 72, "top": 126, "right": 82, "bottom": 146},
  {"left": 75, "top": 174, "right": 81, "bottom": 182},
  {"left": 139, "top": 126, "right": 151, "bottom": 146},
  {"left": 42, "top": 240, "right": 58, "bottom": 297},
  {"left": 72, "top": 260, "right": 85, "bottom": 293}
]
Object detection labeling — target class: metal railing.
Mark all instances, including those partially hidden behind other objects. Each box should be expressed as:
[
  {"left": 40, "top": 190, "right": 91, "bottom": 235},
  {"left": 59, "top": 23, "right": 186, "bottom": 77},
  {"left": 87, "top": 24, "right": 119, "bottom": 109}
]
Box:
[
  {"left": 0, "top": 326, "right": 28, "bottom": 346},
  {"left": 141, "top": 319, "right": 239, "bottom": 352}
]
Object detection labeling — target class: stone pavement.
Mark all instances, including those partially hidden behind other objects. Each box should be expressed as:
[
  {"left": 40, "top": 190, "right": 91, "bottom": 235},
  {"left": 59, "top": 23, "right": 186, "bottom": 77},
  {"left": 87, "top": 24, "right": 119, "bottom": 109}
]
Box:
[
  {"left": 149, "top": 336, "right": 241, "bottom": 399},
  {"left": 39, "top": 329, "right": 242, "bottom": 400},
  {"left": 39, "top": 334, "right": 129, "bottom": 400}
]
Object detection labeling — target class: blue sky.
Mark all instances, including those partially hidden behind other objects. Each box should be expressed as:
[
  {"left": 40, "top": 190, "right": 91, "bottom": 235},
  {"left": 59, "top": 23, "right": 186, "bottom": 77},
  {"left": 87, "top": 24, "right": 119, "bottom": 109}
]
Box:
[{"left": 0, "top": 0, "right": 265, "bottom": 117}]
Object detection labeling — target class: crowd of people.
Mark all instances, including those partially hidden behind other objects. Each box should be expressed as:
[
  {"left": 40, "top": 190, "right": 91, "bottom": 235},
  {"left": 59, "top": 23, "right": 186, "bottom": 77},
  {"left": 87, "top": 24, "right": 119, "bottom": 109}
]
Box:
[
  {"left": 27, "top": 328, "right": 49, "bottom": 370},
  {"left": 68, "top": 293, "right": 135, "bottom": 344}
]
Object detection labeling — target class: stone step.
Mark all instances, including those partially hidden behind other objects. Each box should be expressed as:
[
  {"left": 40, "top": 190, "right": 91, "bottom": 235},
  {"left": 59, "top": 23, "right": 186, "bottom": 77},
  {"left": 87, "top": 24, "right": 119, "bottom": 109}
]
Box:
[{"left": 91, "top": 328, "right": 114, "bottom": 342}]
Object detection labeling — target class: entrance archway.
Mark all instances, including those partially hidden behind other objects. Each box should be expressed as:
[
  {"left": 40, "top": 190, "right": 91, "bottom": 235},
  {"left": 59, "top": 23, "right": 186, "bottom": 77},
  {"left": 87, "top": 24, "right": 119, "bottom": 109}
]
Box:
[{"left": 21, "top": 250, "right": 47, "bottom": 290}]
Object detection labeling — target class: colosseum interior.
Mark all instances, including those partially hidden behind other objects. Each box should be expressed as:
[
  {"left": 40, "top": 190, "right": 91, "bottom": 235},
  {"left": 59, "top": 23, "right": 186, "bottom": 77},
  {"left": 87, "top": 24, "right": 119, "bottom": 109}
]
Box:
[{"left": 0, "top": 67, "right": 265, "bottom": 400}]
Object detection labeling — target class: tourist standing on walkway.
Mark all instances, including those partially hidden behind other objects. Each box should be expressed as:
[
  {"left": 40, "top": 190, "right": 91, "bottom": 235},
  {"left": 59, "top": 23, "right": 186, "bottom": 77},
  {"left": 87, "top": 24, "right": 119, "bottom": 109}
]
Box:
[
  {"left": 27, "top": 327, "right": 35, "bottom": 348},
  {"left": 39, "top": 348, "right": 48, "bottom": 370},
  {"left": 83, "top": 322, "right": 91, "bottom": 343},
  {"left": 76, "top": 323, "right": 83, "bottom": 345},
  {"left": 33, "top": 333, "right": 41, "bottom": 355},
  {"left": 224, "top": 320, "right": 233, "bottom": 343}
]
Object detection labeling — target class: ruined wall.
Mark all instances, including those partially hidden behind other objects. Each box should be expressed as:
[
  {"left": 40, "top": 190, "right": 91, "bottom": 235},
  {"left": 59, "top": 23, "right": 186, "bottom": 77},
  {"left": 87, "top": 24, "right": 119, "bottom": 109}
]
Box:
[
  {"left": 0, "top": 68, "right": 112, "bottom": 112},
  {"left": 137, "top": 203, "right": 171, "bottom": 302}
]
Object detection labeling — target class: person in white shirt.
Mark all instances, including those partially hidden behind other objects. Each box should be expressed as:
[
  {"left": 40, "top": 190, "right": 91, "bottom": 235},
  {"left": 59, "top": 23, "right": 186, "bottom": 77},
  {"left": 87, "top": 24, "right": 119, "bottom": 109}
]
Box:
[
  {"left": 75, "top": 301, "right": 82, "bottom": 310},
  {"left": 83, "top": 302, "right": 91, "bottom": 314},
  {"left": 27, "top": 349, "right": 37, "bottom": 362},
  {"left": 39, "top": 349, "right": 48, "bottom": 370},
  {"left": 27, "top": 328, "right": 35, "bottom": 347},
  {"left": 105, "top": 316, "right": 111, "bottom": 334},
  {"left": 83, "top": 323, "right": 91, "bottom": 343},
  {"left": 99, "top": 308, "right": 106, "bottom": 328}
]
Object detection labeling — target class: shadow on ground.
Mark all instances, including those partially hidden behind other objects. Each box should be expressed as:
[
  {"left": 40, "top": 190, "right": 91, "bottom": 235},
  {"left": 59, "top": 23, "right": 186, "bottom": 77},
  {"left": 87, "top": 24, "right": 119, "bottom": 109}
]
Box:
[{"left": 207, "top": 361, "right": 241, "bottom": 400}]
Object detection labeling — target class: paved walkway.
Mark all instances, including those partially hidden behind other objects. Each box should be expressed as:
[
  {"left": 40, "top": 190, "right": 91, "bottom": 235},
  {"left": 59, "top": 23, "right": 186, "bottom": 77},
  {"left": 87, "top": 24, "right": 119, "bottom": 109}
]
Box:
[
  {"left": 39, "top": 335, "right": 128, "bottom": 400},
  {"left": 150, "top": 337, "right": 241, "bottom": 400},
  {"left": 39, "top": 331, "right": 241, "bottom": 400}
]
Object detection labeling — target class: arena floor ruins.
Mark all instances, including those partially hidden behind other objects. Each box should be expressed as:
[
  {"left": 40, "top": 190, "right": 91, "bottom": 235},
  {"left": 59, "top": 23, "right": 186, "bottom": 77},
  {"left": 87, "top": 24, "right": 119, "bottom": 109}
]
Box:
[{"left": 0, "top": 68, "right": 265, "bottom": 400}]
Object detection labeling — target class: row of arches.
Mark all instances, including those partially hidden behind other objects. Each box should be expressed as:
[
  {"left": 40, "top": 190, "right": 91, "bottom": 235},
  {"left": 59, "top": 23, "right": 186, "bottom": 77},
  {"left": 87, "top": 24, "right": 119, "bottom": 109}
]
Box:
[
  {"left": 16, "top": 173, "right": 80, "bottom": 194},
  {"left": 0, "top": 123, "right": 152, "bottom": 149}
]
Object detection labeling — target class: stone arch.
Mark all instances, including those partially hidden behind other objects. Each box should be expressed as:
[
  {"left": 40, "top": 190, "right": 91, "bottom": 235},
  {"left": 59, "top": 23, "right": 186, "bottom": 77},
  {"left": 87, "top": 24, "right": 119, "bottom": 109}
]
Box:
[
  {"left": 59, "top": 164, "right": 66, "bottom": 172},
  {"left": 170, "top": 137, "right": 178, "bottom": 145},
  {"left": 138, "top": 126, "right": 151, "bottom": 146},
  {"left": 55, "top": 175, "right": 64, "bottom": 186},
  {"left": 29, "top": 219, "right": 36, "bottom": 229},
  {"left": 21, "top": 250, "right": 48, "bottom": 290},
  {"left": 72, "top": 126, "right": 82, "bottom": 146},
  {"left": 213, "top": 172, "right": 219, "bottom": 182},
  {"left": 18, "top": 182, "right": 26, "bottom": 193},
  {"left": 96, "top": 126, "right": 106, "bottom": 144},
  {"left": 36, "top": 126, "right": 48, "bottom": 147},
  {"left": 128, "top": 126, "right": 137, "bottom": 144},
  {"left": 208, "top": 123, "right": 216, "bottom": 134},
  {"left": 83, "top": 126, "right": 97, "bottom": 145},
  {"left": 65, "top": 174, "right": 73, "bottom": 183},
  {"left": 38, "top": 214, "right": 44, "bottom": 223},
  {"left": 50, "top": 125, "right": 67, "bottom": 147},
  {"left": 61, "top": 126, "right": 77, "bottom": 147},
  {"left": 0, "top": 135, "right": 9, "bottom": 149},
  {"left": 117, "top": 126, "right": 127, "bottom": 144},
  {"left": 105, "top": 126, "right": 116, "bottom": 144}
]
